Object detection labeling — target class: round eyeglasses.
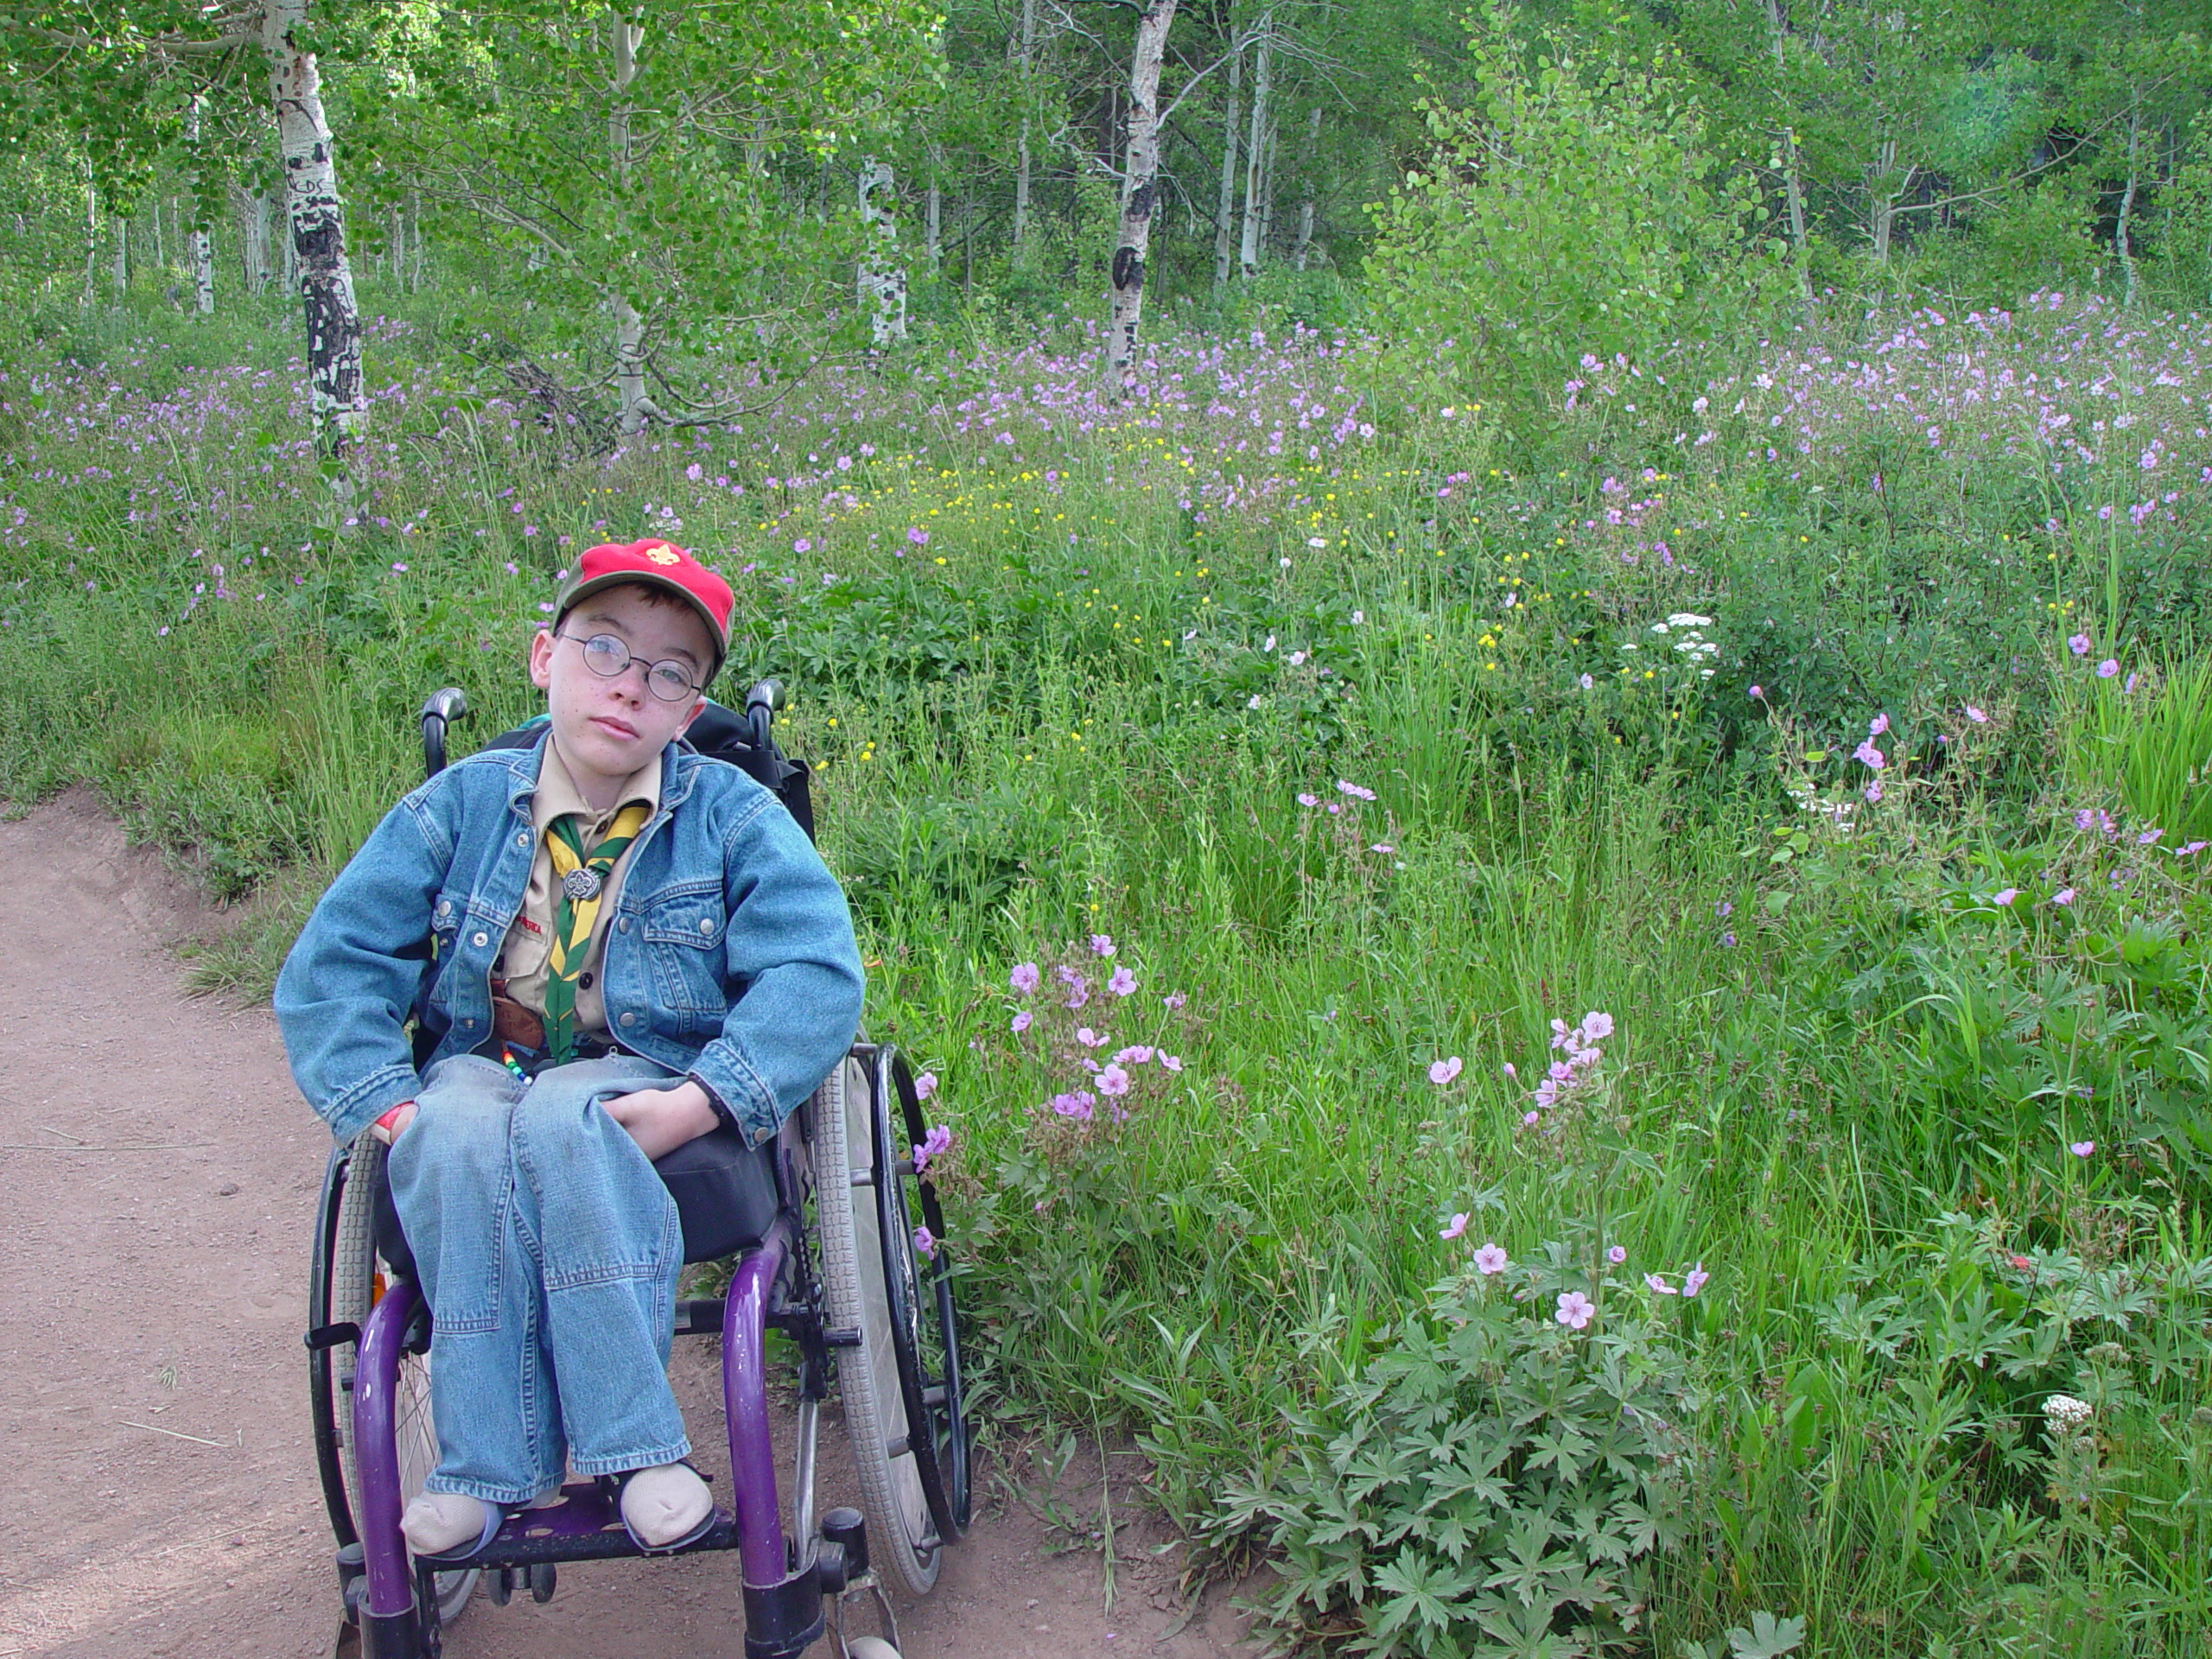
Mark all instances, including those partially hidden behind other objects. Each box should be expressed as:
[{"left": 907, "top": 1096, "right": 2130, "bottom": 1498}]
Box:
[{"left": 557, "top": 631, "right": 702, "bottom": 702}]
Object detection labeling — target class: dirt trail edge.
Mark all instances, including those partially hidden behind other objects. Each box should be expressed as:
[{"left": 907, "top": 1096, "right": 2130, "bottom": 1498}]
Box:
[{"left": 0, "top": 791, "right": 1260, "bottom": 1659}]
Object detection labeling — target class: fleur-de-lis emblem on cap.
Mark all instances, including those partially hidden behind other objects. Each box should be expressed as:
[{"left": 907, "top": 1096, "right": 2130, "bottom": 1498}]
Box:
[{"left": 645, "top": 544, "right": 680, "bottom": 565}]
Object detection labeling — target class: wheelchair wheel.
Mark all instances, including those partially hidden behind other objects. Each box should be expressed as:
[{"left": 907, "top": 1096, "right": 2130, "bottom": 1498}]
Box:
[
  {"left": 809, "top": 1051, "right": 969, "bottom": 1596},
  {"left": 312, "top": 1134, "right": 480, "bottom": 1627}
]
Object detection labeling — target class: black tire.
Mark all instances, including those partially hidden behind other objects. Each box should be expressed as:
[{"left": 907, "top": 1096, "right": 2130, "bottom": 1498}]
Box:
[
  {"left": 810, "top": 1056, "right": 946, "bottom": 1594},
  {"left": 871, "top": 1047, "right": 971, "bottom": 1545},
  {"left": 310, "top": 1134, "right": 479, "bottom": 1627}
]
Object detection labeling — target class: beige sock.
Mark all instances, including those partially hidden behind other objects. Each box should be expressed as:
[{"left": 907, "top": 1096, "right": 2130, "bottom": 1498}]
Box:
[
  {"left": 620, "top": 1463, "right": 713, "bottom": 1548},
  {"left": 400, "top": 1491, "right": 493, "bottom": 1556}
]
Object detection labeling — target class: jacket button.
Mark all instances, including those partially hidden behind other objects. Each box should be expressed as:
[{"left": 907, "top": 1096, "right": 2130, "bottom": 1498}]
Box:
[
  {"left": 620, "top": 1011, "right": 637, "bottom": 1027},
  {"left": 699, "top": 918, "right": 715, "bottom": 934},
  {"left": 461, "top": 1017, "right": 475, "bottom": 1029},
  {"left": 517, "top": 832, "right": 530, "bottom": 847},
  {"left": 472, "top": 931, "right": 488, "bottom": 948},
  {"left": 617, "top": 917, "right": 631, "bottom": 934}
]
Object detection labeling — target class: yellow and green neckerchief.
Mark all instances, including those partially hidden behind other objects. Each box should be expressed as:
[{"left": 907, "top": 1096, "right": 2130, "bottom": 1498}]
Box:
[{"left": 541, "top": 803, "right": 651, "bottom": 1063}]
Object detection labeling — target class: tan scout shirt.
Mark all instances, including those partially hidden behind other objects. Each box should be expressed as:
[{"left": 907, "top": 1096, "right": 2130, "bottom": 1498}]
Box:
[{"left": 493, "top": 740, "right": 660, "bottom": 1040}]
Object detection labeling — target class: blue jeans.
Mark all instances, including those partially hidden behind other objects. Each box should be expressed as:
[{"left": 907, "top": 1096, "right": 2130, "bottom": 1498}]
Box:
[{"left": 387, "top": 1052, "right": 692, "bottom": 1504}]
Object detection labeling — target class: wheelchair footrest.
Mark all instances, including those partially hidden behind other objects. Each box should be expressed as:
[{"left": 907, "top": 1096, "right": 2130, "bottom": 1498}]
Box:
[{"left": 468, "top": 1483, "right": 737, "bottom": 1568}]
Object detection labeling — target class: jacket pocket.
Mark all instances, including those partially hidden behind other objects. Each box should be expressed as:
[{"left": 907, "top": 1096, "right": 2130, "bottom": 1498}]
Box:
[{"left": 639, "top": 880, "right": 728, "bottom": 1028}]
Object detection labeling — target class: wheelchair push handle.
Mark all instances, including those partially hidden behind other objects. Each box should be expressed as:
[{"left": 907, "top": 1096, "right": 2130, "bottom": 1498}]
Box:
[
  {"left": 420, "top": 687, "right": 471, "bottom": 779},
  {"left": 743, "top": 678, "right": 786, "bottom": 753}
]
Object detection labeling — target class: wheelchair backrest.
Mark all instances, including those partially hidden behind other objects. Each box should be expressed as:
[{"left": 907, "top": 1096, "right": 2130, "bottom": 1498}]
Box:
[{"left": 419, "top": 683, "right": 816, "bottom": 842}]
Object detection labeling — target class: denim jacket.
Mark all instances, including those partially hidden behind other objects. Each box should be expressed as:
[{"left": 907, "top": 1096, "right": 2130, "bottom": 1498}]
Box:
[{"left": 276, "top": 731, "right": 865, "bottom": 1147}]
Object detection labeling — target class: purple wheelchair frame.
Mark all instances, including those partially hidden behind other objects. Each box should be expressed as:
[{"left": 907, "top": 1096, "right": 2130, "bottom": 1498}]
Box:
[{"left": 345, "top": 1166, "right": 866, "bottom": 1659}]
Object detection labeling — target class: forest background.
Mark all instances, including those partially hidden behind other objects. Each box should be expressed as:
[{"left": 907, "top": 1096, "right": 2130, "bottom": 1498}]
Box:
[{"left": 7, "top": 1, "right": 2212, "bottom": 1656}]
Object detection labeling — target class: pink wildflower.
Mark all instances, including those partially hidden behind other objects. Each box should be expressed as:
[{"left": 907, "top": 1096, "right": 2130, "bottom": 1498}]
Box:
[
  {"left": 1555, "top": 1291, "right": 1596, "bottom": 1330},
  {"left": 1428, "top": 1056, "right": 1464, "bottom": 1086}
]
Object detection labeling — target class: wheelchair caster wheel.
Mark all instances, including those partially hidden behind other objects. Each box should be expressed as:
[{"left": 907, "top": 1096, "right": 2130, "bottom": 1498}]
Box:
[
  {"left": 528, "top": 1562, "right": 557, "bottom": 1604},
  {"left": 489, "top": 1567, "right": 515, "bottom": 1607},
  {"left": 846, "top": 1639, "right": 900, "bottom": 1659}
]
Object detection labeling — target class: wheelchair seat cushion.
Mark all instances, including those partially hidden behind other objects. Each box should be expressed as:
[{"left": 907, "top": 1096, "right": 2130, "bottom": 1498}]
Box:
[{"left": 372, "top": 1122, "right": 780, "bottom": 1281}]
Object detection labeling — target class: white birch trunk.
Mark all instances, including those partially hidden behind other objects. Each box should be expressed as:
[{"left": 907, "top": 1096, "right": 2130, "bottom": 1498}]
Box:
[
  {"left": 1238, "top": 15, "right": 1273, "bottom": 278},
  {"left": 608, "top": 14, "right": 659, "bottom": 434},
  {"left": 151, "top": 195, "right": 165, "bottom": 270},
  {"left": 253, "top": 193, "right": 273, "bottom": 294},
  {"left": 1107, "top": 0, "right": 1179, "bottom": 383},
  {"left": 409, "top": 192, "right": 424, "bottom": 290},
  {"left": 1257, "top": 117, "right": 1278, "bottom": 258},
  {"left": 1868, "top": 137, "right": 1910, "bottom": 266},
  {"left": 857, "top": 157, "right": 908, "bottom": 350},
  {"left": 83, "top": 180, "right": 98, "bottom": 308},
  {"left": 112, "top": 214, "right": 129, "bottom": 299},
  {"left": 925, "top": 147, "right": 943, "bottom": 268},
  {"left": 1764, "top": 0, "right": 1811, "bottom": 304},
  {"left": 264, "top": 0, "right": 365, "bottom": 454},
  {"left": 1213, "top": 43, "right": 1240, "bottom": 291},
  {"left": 2117, "top": 104, "right": 2141, "bottom": 309},
  {"left": 1013, "top": 0, "right": 1038, "bottom": 254},
  {"left": 388, "top": 205, "right": 404, "bottom": 287},
  {"left": 1293, "top": 105, "right": 1318, "bottom": 270},
  {"left": 191, "top": 226, "right": 215, "bottom": 313},
  {"left": 186, "top": 100, "right": 214, "bottom": 315}
]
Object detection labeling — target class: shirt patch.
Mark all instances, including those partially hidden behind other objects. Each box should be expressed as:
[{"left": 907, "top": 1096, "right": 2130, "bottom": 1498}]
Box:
[{"left": 517, "top": 916, "right": 544, "bottom": 936}]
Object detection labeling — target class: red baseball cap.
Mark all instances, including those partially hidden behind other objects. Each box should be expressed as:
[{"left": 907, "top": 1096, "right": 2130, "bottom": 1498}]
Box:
[{"left": 555, "top": 539, "right": 734, "bottom": 681}]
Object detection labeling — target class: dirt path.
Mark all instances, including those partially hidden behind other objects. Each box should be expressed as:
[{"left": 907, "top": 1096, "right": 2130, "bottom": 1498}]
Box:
[{"left": 0, "top": 792, "right": 1259, "bottom": 1659}]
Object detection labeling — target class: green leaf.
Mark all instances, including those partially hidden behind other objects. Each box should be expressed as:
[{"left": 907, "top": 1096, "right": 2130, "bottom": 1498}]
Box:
[{"left": 1726, "top": 1611, "right": 1807, "bottom": 1659}]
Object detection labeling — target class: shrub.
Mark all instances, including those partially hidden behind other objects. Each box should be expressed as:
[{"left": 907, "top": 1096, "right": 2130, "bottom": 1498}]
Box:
[
  {"left": 1228, "top": 1234, "right": 1697, "bottom": 1658},
  {"left": 1364, "top": 3, "right": 1786, "bottom": 423}
]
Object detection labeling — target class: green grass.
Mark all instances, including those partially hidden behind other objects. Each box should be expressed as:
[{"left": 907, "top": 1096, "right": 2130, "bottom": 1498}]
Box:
[{"left": 4, "top": 290, "right": 2212, "bottom": 1654}]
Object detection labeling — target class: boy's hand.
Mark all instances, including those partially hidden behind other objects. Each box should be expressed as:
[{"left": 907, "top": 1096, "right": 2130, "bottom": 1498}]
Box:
[
  {"left": 370, "top": 1101, "right": 418, "bottom": 1145},
  {"left": 602, "top": 1081, "right": 721, "bottom": 1161}
]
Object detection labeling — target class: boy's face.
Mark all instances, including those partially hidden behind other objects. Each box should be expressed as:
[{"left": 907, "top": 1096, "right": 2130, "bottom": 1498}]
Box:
[{"left": 528, "top": 584, "right": 714, "bottom": 793}]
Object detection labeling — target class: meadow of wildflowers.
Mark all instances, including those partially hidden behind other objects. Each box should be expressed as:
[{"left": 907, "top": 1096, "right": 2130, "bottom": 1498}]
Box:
[{"left": 6, "top": 289, "right": 2212, "bottom": 1653}]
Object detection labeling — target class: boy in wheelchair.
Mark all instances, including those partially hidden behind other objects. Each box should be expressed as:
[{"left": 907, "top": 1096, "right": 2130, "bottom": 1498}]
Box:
[{"left": 277, "top": 538, "right": 865, "bottom": 1563}]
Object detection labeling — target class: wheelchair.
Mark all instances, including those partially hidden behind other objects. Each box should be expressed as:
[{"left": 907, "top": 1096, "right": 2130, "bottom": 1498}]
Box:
[{"left": 303, "top": 683, "right": 969, "bottom": 1659}]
